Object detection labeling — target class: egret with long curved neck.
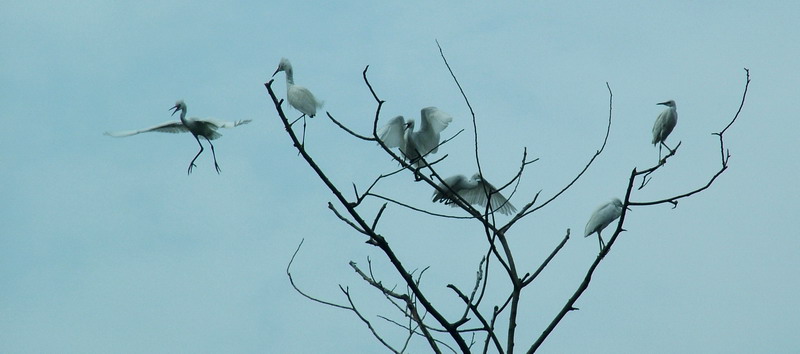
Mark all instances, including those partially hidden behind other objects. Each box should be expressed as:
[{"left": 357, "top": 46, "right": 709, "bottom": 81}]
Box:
[{"left": 272, "top": 58, "right": 322, "bottom": 148}]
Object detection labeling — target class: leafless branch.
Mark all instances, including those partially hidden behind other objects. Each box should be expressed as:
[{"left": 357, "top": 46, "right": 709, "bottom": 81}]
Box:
[
  {"left": 378, "top": 315, "right": 459, "bottom": 354},
  {"left": 328, "top": 202, "right": 367, "bottom": 235},
  {"left": 327, "top": 111, "right": 375, "bottom": 141},
  {"left": 340, "top": 285, "right": 402, "bottom": 354},
  {"left": 286, "top": 239, "right": 350, "bottom": 310},
  {"left": 447, "top": 284, "right": 504, "bottom": 353},
  {"left": 506, "top": 82, "right": 614, "bottom": 231},
  {"left": 522, "top": 229, "right": 570, "bottom": 286}
]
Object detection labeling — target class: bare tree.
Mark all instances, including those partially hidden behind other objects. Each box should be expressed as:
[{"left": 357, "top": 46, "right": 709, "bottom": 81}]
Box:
[{"left": 263, "top": 44, "right": 751, "bottom": 353}]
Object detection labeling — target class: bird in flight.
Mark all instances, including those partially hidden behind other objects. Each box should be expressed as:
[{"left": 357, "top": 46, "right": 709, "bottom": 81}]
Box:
[{"left": 105, "top": 100, "right": 251, "bottom": 174}]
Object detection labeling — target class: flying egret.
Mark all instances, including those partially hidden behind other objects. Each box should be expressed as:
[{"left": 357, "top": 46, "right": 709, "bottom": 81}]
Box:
[
  {"left": 272, "top": 58, "right": 322, "bottom": 148},
  {"left": 377, "top": 107, "right": 453, "bottom": 167},
  {"left": 652, "top": 100, "right": 678, "bottom": 160},
  {"left": 105, "top": 100, "right": 251, "bottom": 175},
  {"left": 432, "top": 173, "right": 517, "bottom": 215},
  {"left": 584, "top": 198, "right": 624, "bottom": 251}
]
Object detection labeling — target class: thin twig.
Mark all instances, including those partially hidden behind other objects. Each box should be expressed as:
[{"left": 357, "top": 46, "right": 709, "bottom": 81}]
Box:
[
  {"left": 340, "top": 286, "right": 402, "bottom": 354},
  {"left": 286, "top": 239, "right": 350, "bottom": 310},
  {"left": 448, "top": 284, "right": 504, "bottom": 353},
  {"left": 506, "top": 82, "right": 614, "bottom": 230}
]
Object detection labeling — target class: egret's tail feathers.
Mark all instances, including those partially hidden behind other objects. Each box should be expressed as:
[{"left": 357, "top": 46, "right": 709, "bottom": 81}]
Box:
[
  {"left": 104, "top": 130, "right": 138, "bottom": 137},
  {"left": 207, "top": 131, "right": 223, "bottom": 140}
]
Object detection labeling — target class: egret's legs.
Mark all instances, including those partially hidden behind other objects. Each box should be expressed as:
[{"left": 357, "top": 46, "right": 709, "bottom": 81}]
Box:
[
  {"left": 597, "top": 232, "right": 606, "bottom": 251},
  {"left": 205, "top": 136, "right": 221, "bottom": 174},
  {"left": 301, "top": 115, "right": 308, "bottom": 148},
  {"left": 189, "top": 135, "right": 204, "bottom": 175},
  {"left": 658, "top": 141, "right": 675, "bottom": 161},
  {"left": 291, "top": 114, "right": 307, "bottom": 155}
]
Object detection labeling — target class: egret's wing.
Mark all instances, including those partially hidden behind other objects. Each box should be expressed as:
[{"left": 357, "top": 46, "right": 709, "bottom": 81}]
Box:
[
  {"left": 416, "top": 107, "right": 453, "bottom": 154},
  {"left": 287, "top": 85, "right": 323, "bottom": 117},
  {"left": 485, "top": 181, "right": 517, "bottom": 216},
  {"left": 461, "top": 180, "right": 516, "bottom": 216},
  {"left": 201, "top": 118, "right": 253, "bottom": 129},
  {"left": 104, "top": 120, "right": 187, "bottom": 137},
  {"left": 652, "top": 108, "right": 677, "bottom": 144},
  {"left": 419, "top": 107, "right": 453, "bottom": 134},
  {"left": 432, "top": 175, "right": 466, "bottom": 203},
  {"left": 584, "top": 201, "right": 621, "bottom": 237},
  {"left": 377, "top": 116, "right": 407, "bottom": 149}
]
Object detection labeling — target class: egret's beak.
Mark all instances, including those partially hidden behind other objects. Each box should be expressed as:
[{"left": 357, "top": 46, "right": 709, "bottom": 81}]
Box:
[
  {"left": 656, "top": 101, "right": 670, "bottom": 106},
  {"left": 271, "top": 67, "right": 280, "bottom": 78},
  {"left": 170, "top": 105, "right": 180, "bottom": 116}
]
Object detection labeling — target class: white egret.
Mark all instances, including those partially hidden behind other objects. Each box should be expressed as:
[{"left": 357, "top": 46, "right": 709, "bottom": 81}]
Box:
[
  {"left": 272, "top": 58, "right": 322, "bottom": 147},
  {"left": 652, "top": 100, "right": 678, "bottom": 160},
  {"left": 105, "top": 100, "right": 251, "bottom": 175},
  {"left": 432, "top": 173, "right": 517, "bottom": 215},
  {"left": 584, "top": 198, "right": 624, "bottom": 250},
  {"left": 377, "top": 107, "right": 453, "bottom": 167}
]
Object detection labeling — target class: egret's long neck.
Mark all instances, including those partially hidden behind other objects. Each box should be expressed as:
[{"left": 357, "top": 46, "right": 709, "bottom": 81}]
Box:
[
  {"left": 177, "top": 107, "right": 188, "bottom": 124},
  {"left": 284, "top": 66, "right": 295, "bottom": 86}
]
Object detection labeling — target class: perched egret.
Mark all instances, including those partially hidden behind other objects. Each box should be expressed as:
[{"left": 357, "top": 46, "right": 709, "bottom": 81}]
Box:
[
  {"left": 105, "top": 100, "right": 251, "bottom": 175},
  {"left": 377, "top": 107, "right": 453, "bottom": 167},
  {"left": 432, "top": 173, "right": 517, "bottom": 215},
  {"left": 652, "top": 100, "right": 678, "bottom": 160},
  {"left": 272, "top": 58, "right": 322, "bottom": 147},
  {"left": 584, "top": 198, "right": 624, "bottom": 251}
]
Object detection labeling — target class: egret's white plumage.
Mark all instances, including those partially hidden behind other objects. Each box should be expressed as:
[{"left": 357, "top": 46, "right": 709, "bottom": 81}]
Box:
[
  {"left": 377, "top": 107, "right": 453, "bottom": 166},
  {"left": 377, "top": 115, "right": 408, "bottom": 151},
  {"left": 584, "top": 198, "right": 624, "bottom": 250},
  {"left": 105, "top": 100, "right": 251, "bottom": 174},
  {"left": 272, "top": 58, "right": 322, "bottom": 118},
  {"left": 432, "top": 173, "right": 516, "bottom": 215},
  {"left": 652, "top": 100, "right": 678, "bottom": 159}
]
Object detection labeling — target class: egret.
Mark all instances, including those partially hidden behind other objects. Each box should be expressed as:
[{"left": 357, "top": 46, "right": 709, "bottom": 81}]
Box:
[
  {"left": 432, "top": 173, "right": 517, "bottom": 215},
  {"left": 377, "top": 107, "right": 453, "bottom": 167},
  {"left": 105, "top": 100, "right": 251, "bottom": 175},
  {"left": 584, "top": 198, "right": 624, "bottom": 251},
  {"left": 272, "top": 58, "right": 322, "bottom": 147},
  {"left": 652, "top": 100, "right": 678, "bottom": 160}
]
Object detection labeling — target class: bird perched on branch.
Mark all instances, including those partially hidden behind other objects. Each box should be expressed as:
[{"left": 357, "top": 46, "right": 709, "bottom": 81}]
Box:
[
  {"left": 584, "top": 198, "right": 624, "bottom": 251},
  {"left": 272, "top": 58, "right": 322, "bottom": 148},
  {"left": 377, "top": 107, "right": 453, "bottom": 167},
  {"left": 105, "top": 100, "right": 251, "bottom": 175},
  {"left": 652, "top": 100, "right": 678, "bottom": 160},
  {"left": 432, "top": 173, "right": 516, "bottom": 215}
]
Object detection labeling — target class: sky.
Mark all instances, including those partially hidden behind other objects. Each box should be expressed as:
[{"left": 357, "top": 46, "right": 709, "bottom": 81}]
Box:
[{"left": 2, "top": 1, "right": 798, "bottom": 353}]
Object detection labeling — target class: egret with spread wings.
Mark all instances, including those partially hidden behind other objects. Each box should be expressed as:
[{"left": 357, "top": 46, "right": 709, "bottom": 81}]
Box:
[
  {"left": 432, "top": 173, "right": 516, "bottom": 216},
  {"left": 377, "top": 107, "right": 453, "bottom": 167},
  {"left": 105, "top": 100, "right": 251, "bottom": 174}
]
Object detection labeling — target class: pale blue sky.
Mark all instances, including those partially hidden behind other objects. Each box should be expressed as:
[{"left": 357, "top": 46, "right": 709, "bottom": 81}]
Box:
[{"left": 2, "top": 1, "right": 798, "bottom": 353}]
